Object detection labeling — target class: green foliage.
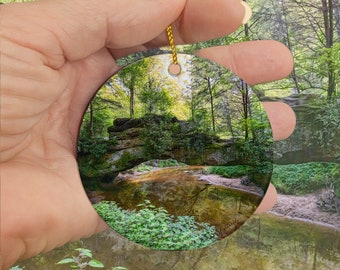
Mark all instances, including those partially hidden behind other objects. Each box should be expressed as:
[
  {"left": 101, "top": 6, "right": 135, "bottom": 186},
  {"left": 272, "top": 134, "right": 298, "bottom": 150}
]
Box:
[
  {"left": 136, "top": 163, "right": 154, "bottom": 172},
  {"left": 78, "top": 137, "right": 112, "bottom": 159},
  {"left": 188, "top": 110, "right": 212, "bottom": 134},
  {"left": 271, "top": 162, "right": 339, "bottom": 196},
  {"left": 156, "top": 159, "right": 185, "bottom": 168},
  {"left": 236, "top": 136, "right": 273, "bottom": 188},
  {"left": 238, "top": 139, "right": 272, "bottom": 166},
  {"left": 207, "top": 165, "right": 252, "bottom": 178},
  {"left": 94, "top": 200, "right": 218, "bottom": 250},
  {"left": 80, "top": 89, "right": 122, "bottom": 139},
  {"left": 189, "top": 56, "right": 234, "bottom": 135},
  {"left": 56, "top": 248, "right": 104, "bottom": 269},
  {"left": 134, "top": 159, "right": 185, "bottom": 172},
  {"left": 77, "top": 137, "right": 116, "bottom": 179},
  {"left": 114, "top": 151, "right": 136, "bottom": 170},
  {"left": 237, "top": 114, "right": 273, "bottom": 166},
  {"left": 315, "top": 100, "right": 340, "bottom": 131},
  {"left": 315, "top": 100, "right": 340, "bottom": 155},
  {"left": 316, "top": 43, "right": 340, "bottom": 97},
  {"left": 9, "top": 266, "right": 24, "bottom": 270},
  {"left": 141, "top": 115, "right": 179, "bottom": 159},
  {"left": 136, "top": 158, "right": 186, "bottom": 171},
  {"left": 185, "top": 132, "right": 215, "bottom": 154},
  {"left": 138, "top": 78, "right": 174, "bottom": 114}
]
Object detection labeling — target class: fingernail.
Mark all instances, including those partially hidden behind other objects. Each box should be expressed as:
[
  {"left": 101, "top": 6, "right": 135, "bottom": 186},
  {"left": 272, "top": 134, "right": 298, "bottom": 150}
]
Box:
[{"left": 241, "top": 1, "right": 252, "bottom": 25}]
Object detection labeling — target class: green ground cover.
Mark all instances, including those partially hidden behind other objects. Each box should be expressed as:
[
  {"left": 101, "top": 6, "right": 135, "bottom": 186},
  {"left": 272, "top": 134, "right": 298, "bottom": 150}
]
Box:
[
  {"left": 94, "top": 200, "right": 218, "bottom": 250},
  {"left": 271, "top": 162, "right": 339, "bottom": 196}
]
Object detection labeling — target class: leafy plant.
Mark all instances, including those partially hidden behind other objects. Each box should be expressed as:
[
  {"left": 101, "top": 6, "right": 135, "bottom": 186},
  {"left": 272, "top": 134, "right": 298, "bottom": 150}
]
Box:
[
  {"left": 156, "top": 159, "right": 185, "bottom": 168},
  {"left": 314, "top": 100, "right": 340, "bottom": 158},
  {"left": 94, "top": 200, "right": 218, "bottom": 250},
  {"left": 56, "top": 248, "right": 104, "bottom": 269},
  {"left": 78, "top": 137, "right": 109, "bottom": 159},
  {"left": 136, "top": 163, "right": 154, "bottom": 172},
  {"left": 207, "top": 165, "right": 251, "bottom": 178},
  {"left": 135, "top": 159, "right": 185, "bottom": 171},
  {"left": 271, "top": 162, "right": 338, "bottom": 196}
]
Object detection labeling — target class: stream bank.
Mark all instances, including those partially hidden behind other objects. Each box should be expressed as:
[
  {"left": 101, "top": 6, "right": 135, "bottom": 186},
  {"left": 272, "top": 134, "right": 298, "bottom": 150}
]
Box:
[
  {"left": 89, "top": 165, "right": 339, "bottom": 229},
  {"left": 270, "top": 192, "right": 340, "bottom": 229}
]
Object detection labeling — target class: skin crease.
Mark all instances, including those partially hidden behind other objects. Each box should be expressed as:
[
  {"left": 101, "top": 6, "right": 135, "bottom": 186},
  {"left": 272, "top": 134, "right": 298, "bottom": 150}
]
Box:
[{"left": 0, "top": 0, "right": 295, "bottom": 268}]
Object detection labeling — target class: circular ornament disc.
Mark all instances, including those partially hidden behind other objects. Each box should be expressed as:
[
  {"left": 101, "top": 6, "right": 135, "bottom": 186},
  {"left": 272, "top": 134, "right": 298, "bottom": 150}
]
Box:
[{"left": 78, "top": 53, "right": 273, "bottom": 250}]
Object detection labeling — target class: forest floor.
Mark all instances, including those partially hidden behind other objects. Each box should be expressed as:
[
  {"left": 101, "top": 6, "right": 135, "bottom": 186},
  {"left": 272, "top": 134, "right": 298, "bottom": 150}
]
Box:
[{"left": 269, "top": 192, "right": 340, "bottom": 229}]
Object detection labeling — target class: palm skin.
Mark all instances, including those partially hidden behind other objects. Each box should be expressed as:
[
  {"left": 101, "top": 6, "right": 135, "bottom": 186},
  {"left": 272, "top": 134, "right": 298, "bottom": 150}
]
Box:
[{"left": 0, "top": 0, "right": 295, "bottom": 269}]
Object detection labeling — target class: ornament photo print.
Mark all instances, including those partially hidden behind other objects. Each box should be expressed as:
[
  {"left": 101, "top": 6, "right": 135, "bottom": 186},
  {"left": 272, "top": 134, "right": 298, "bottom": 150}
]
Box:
[{"left": 78, "top": 52, "right": 273, "bottom": 250}]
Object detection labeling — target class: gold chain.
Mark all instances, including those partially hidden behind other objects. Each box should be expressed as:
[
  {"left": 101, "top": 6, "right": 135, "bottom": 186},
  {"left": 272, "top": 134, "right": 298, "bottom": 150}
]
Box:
[{"left": 166, "top": 25, "right": 178, "bottom": 65}]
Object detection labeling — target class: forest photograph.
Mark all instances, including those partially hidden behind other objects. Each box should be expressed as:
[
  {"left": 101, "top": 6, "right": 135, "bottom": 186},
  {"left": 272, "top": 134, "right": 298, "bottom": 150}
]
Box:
[
  {"left": 4, "top": 0, "right": 339, "bottom": 269},
  {"left": 78, "top": 53, "right": 273, "bottom": 250}
]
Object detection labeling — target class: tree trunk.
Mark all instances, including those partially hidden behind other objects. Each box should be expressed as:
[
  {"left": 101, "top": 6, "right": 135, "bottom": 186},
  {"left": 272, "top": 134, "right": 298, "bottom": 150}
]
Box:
[
  {"left": 322, "top": 0, "right": 336, "bottom": 99},
  {"left": 322, "top": 0, "right": 334, "bottom": 48},
  {"left": 130, "top": 88, "right": 135, "bottom": 118},
  {"left": 89, "top": 101, "right": 95, "bottom": 138},
  {"left": 207, "top": 78, "right": 216, "bottom": 134},
  {"left": 333, "top": 0, "right": 340, "bottom": 41},
  {"left": 223, "top": 95, "right": 234, "bottom": 138},
  {"left": 241, "top": 81, "right": 249, "bottom": 140},
  {"left": 281, "top": 0, "right": 301, "bottom": 93}
]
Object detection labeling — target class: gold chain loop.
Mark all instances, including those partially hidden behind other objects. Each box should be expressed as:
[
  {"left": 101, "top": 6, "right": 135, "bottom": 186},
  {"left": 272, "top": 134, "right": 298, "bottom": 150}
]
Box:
[{"left": 166, "top": 25, "right": 179, "bottom": 65}]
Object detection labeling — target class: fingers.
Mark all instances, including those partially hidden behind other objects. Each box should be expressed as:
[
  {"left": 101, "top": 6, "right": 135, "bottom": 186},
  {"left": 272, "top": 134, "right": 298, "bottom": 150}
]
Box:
[
  {"left": 263, "top": 102, "right": 296, "bottom": 141},
  {"left": 111, "top": 0, "right": 250, "bottom": 58},
  {"left": 196, "top": 40, "right": 294, "bottom": 86},
  {"left": 104, "top": 0, "right": 248, "bottom": 49},
  {"left": 4, "top": 0, "right": 248, "bottom": 63},
  {"left": 255, "top": 184, "right": 277, "bottom": 214},
  {"left": 172, "top": 0, "right": 248, "bottom": 44}
]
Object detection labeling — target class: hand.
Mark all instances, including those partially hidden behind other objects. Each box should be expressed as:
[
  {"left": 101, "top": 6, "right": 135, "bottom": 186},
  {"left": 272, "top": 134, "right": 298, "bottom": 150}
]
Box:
[{"left": 0, "top": 0, "right": 295, "bottom": 268}]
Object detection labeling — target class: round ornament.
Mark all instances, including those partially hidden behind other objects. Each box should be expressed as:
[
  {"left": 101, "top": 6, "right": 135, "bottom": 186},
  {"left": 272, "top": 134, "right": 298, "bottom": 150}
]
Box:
[
  {"left": 79, "top": 52, "right": 273, "bottom": 250},
  {"left": 78, "top": 28, "right": 273, "bottom": 250}
]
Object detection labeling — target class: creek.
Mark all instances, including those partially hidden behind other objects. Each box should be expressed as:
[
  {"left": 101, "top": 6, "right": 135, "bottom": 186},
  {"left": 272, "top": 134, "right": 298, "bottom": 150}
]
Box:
[
  {"left": 93, "top": 166, "right": 263, "bottom": 241},
  {"left": 17, "top": 167, "right": 340, "bottom": 269},
  {"left": 19, "top": 213, "right": 340, "bottom": 270}
]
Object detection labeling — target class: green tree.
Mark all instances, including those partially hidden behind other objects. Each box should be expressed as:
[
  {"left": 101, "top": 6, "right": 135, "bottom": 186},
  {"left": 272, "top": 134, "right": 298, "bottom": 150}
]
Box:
[
  {"left": 117, "top": 58, "right": 153, "bottom": 118},
  {"left": 190, "top": 57, "right": 233, "bottom": 135},
  {"left": 138, "top": 77, "right": 174, "bottom": 115}
]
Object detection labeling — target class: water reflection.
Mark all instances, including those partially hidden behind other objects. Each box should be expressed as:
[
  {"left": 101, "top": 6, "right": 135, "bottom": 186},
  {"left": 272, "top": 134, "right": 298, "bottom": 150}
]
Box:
[
  {"left": 96, "top": 167, "right": 261, "bottom": 238},
  {"left": 19, "top": 214, "right": 340, "bottom": 270}
]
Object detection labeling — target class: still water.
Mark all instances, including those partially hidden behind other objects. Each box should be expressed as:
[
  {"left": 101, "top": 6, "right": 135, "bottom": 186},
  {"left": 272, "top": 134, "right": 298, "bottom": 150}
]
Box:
[
  {"left": 19, "top": 214, "right": 340, "bottom": 270},
  {"left": 94, "top": 167, "right": 262, "bottom": 241}
]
